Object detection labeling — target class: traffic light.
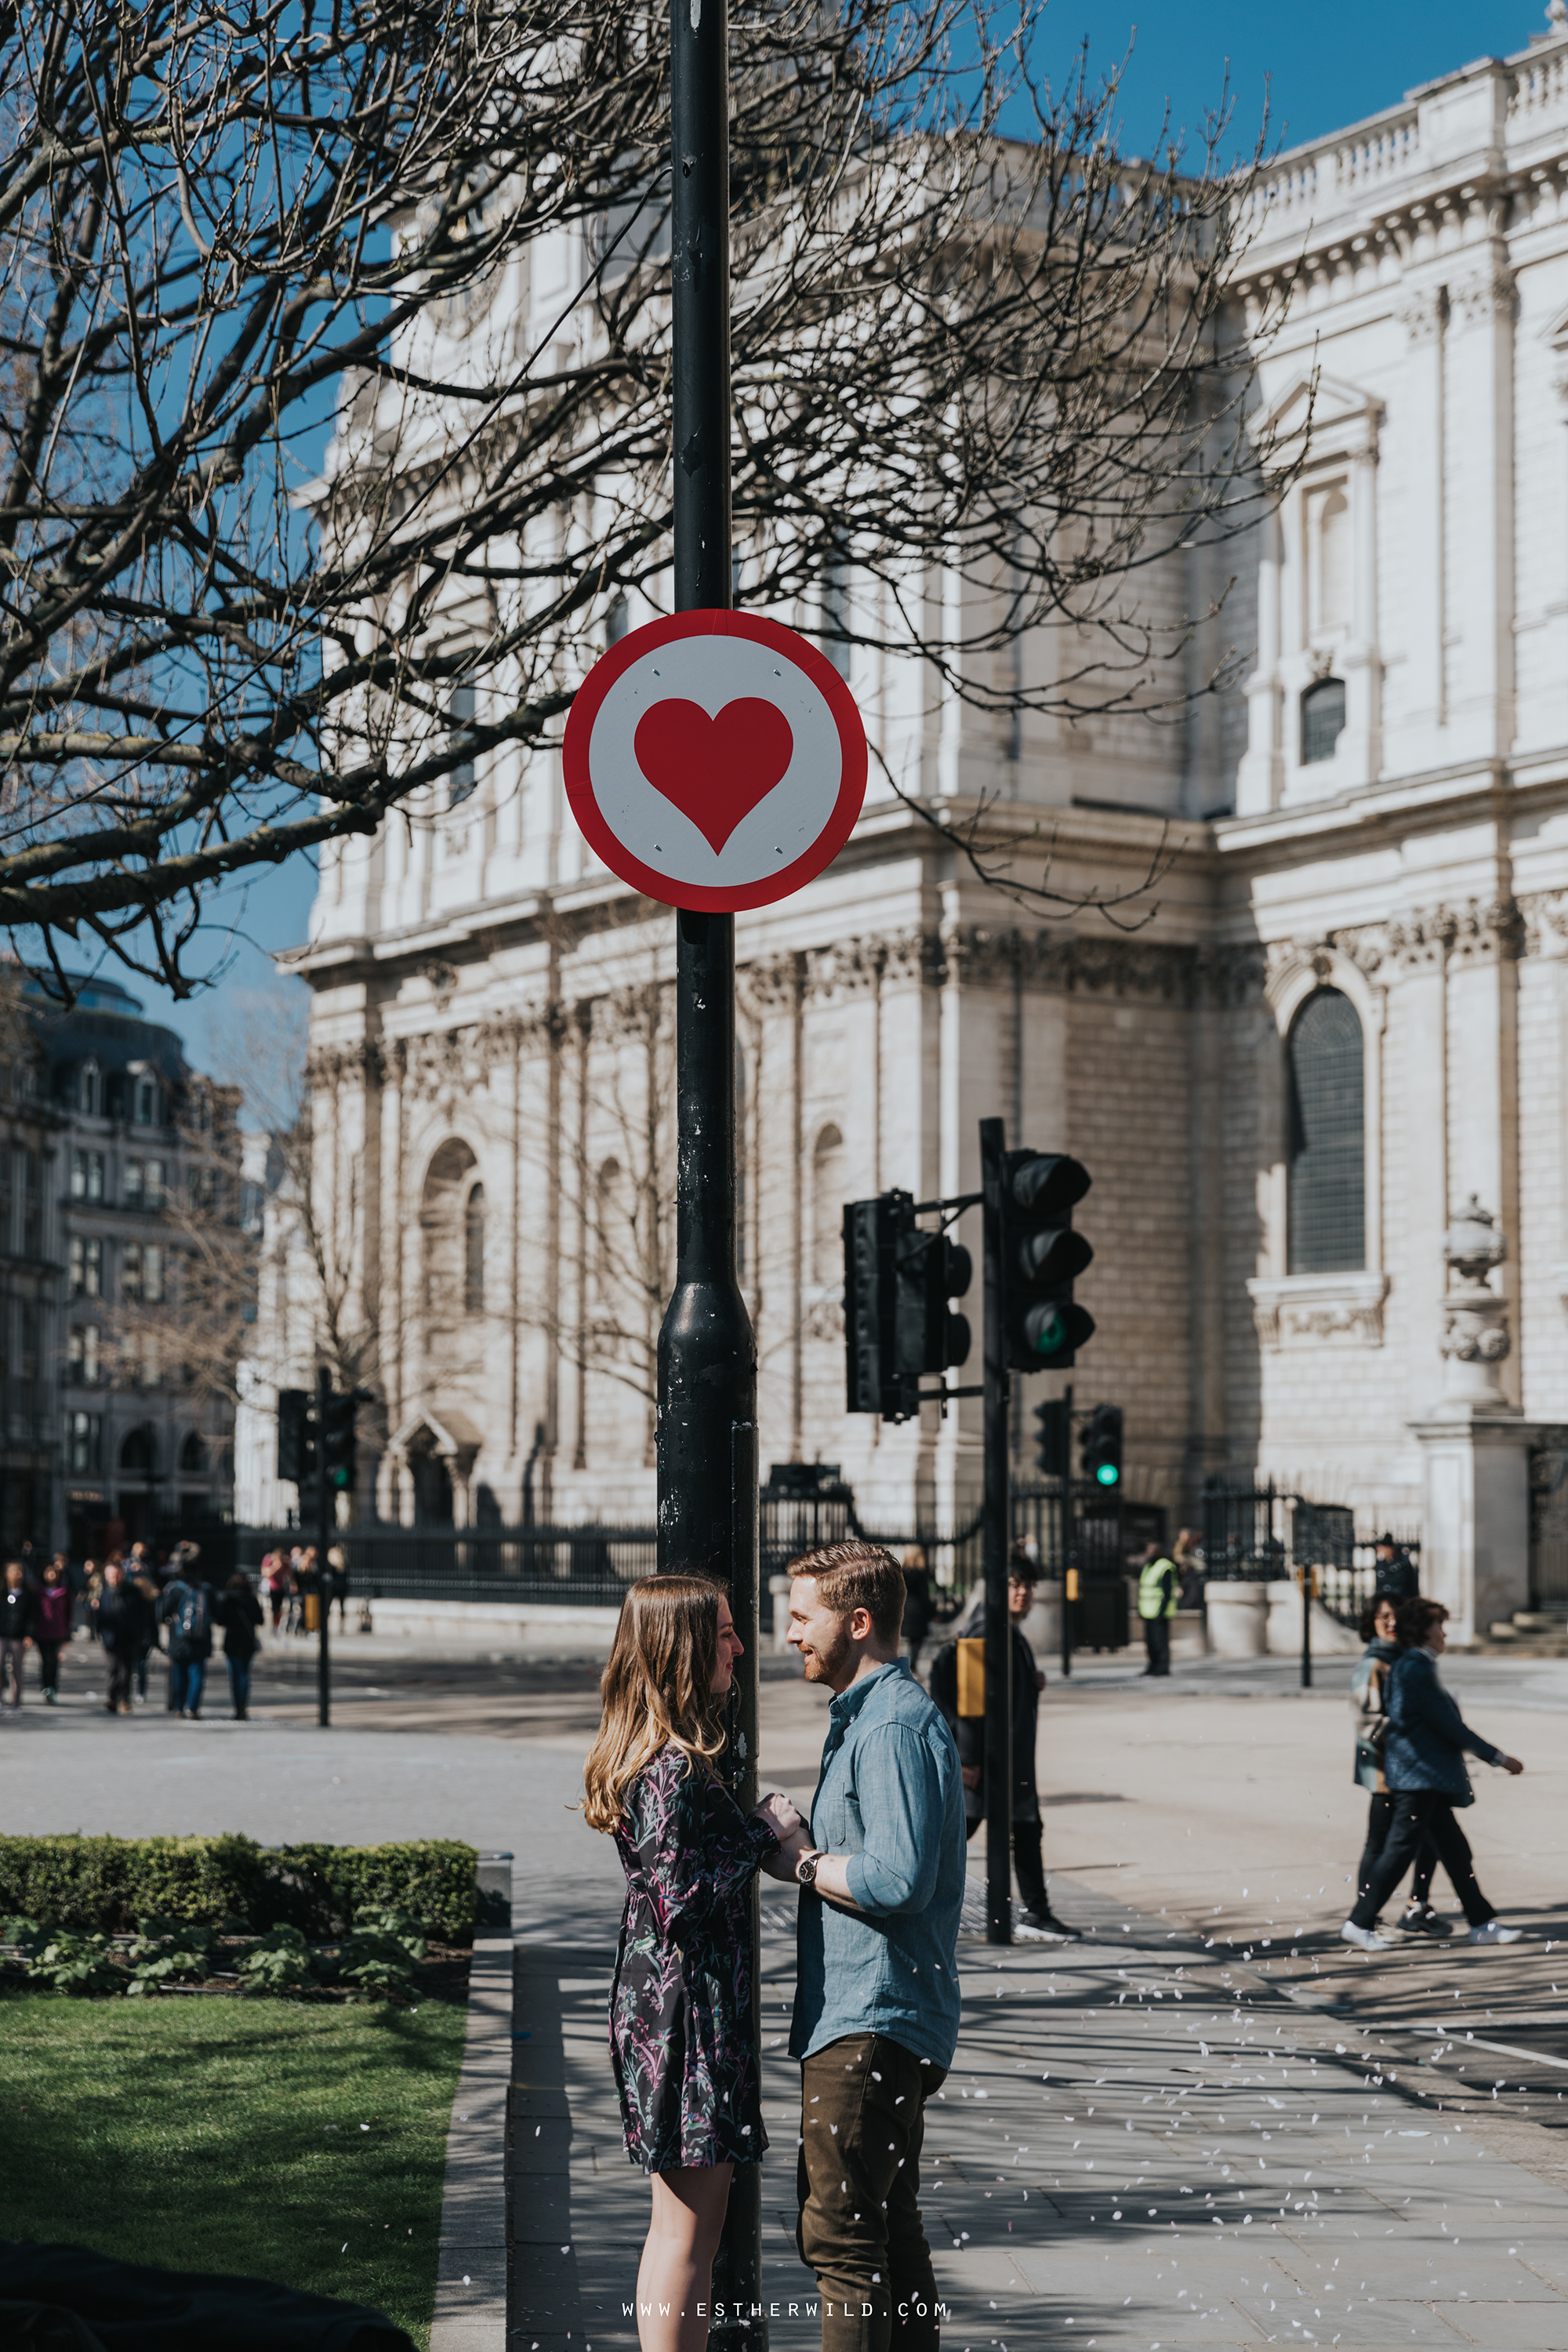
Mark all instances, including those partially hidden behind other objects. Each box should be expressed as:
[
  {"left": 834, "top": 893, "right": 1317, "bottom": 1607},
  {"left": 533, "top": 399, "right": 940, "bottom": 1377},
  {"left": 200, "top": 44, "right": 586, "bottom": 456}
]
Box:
[
  {"left": 998, "top": 1150, "right": 1094, "bottom": 1372},
  {"left": 1080, "top": 1403, "right": 1123, "bottom": 1489},
  {"left": 1032, "top": 1396, "right": 1071, "bottom": 1479},
  {"left": 277, "top": 1388, "right": 316, "bottom": 1487},
  {"left": 321, "top": 1386, "right": 374, "bottom": 1492},
  {"left": 844, "top": 1192, "right": 973, "bottom": 1421}
]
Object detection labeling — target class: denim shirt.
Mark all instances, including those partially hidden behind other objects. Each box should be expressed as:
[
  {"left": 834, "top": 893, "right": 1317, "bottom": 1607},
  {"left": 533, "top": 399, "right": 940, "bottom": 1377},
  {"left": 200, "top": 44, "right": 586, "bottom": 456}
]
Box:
[{"left": 789, "top": 1659, "right": 966, "bottom": 2068}]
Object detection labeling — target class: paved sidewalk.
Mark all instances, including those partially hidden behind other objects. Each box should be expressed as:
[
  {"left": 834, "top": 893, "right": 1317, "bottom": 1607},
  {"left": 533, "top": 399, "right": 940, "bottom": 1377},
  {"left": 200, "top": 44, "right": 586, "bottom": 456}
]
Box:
[{"left": 512, "top": 1870, "right": 1568, "bottom": 2351}]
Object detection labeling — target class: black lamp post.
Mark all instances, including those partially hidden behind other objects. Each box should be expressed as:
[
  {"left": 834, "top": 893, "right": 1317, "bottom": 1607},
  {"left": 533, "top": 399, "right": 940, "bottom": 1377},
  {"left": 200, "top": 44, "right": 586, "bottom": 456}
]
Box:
[{"left": 658, "top": 0, "right": 764, "bottom": 2339}]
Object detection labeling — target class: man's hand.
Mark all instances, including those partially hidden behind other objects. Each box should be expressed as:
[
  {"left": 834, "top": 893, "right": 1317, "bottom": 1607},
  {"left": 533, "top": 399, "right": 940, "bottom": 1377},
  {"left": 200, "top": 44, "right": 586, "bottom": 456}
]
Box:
[
  {"left": 1501, "top": 1755, "right": 1525, "bottom": 1776},
  {"left": 1035, "top": 1669, "right": 1046, "bottom": 1692},
  {"left": 960, "top": 1764, "right": 980, "bottom": 1790}
]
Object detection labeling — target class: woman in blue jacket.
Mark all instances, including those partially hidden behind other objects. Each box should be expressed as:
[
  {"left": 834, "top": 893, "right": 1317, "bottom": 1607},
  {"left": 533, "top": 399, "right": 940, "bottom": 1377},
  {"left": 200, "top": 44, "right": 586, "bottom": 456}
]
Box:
[{"left": 1342, "top": 1597, "right": 1523, "bottom": 1951}]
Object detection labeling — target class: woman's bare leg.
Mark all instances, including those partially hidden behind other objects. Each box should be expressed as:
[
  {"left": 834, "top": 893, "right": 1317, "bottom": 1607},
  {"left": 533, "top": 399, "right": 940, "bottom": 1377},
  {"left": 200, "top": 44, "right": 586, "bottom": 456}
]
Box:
[{"left": 635, "top": 2163, "right": 735, "bottom": 2352}]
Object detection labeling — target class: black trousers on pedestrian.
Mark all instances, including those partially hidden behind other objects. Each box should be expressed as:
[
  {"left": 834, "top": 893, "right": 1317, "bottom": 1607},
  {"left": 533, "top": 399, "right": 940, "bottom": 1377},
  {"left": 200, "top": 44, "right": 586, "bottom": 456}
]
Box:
[
  {"left": 107, "top": 1650, "right": 133, "bottom": 1709},
  {"left": 1349, "top": 1791, "right": 1496, "bottom": 1931},
  {"left": 964, "top": 1815, "right": 1048, "bottom": 1912},
  {"left": 1142, "top": 1617, "right": 1171, "bottom": 1675},
  {"left": 36, "top": 1641, "right": 60, "bottom": 1693},
  {"left": 1357, "top": 1791, "right": 1436, "bottom": 1911}
]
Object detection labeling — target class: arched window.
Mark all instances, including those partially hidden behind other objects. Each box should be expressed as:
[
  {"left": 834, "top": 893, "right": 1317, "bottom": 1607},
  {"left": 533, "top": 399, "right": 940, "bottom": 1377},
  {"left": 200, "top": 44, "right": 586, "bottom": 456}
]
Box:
[
  {"left": 179, "top": 1432, "right": 206, "bottom": 1474},
  {"left": 446, "top": 683, "right": 476, "bottom": 807},
  {"left": 1287, "top": 989, "right": 1364, "bottom": 1274},
  {"left": 79, "top": 1057, "right": 101, "bottom": 1116},
  {"left": 811, "top": 1123, "right": 845, "bottom": 1287},
  {"left": 594, "top": 1158, "right": 624, "bottom": 1305},
  {"left": 421, "top": 1138, "right": 478, "bottom": 1331},
  {"left": 1301, "top": 678, "right": 1346, "bottom": 766},
  {"left": 464, "top": 1182, "right": 485, "bottom": 1316},
  {"left": 119, "top": 1425, "right": 157, "bottom": 1475},
  {"left": 1319, "top": 488, "right": 1351, "bottom": 630}
]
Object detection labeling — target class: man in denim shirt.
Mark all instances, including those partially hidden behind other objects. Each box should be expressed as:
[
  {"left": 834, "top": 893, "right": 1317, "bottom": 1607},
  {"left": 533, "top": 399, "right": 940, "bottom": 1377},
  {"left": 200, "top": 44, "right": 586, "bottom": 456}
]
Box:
[{"left": 764, "top": 1541, "right": 965, "bottom": 2352}]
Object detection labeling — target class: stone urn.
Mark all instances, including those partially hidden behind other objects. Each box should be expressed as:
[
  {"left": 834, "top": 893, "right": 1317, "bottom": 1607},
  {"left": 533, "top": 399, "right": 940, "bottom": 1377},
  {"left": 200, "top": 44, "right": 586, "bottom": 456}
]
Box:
[{"left": 1437, "top": 1196, "right": 1511, "bottom": 1409}]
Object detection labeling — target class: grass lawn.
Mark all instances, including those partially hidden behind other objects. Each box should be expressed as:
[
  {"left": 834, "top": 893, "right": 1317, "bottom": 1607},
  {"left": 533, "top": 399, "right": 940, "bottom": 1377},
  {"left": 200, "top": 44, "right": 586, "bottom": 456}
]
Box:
[{"left": 0, "top": 1989, "right": 469, "bottom": 2350}]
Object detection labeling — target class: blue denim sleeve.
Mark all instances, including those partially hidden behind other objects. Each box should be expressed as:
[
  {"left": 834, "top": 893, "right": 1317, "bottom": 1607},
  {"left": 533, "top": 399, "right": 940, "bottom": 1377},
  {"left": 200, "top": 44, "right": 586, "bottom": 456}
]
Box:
[{"left": 844, "top": 1724, "right": 945, "bottom": 1916}]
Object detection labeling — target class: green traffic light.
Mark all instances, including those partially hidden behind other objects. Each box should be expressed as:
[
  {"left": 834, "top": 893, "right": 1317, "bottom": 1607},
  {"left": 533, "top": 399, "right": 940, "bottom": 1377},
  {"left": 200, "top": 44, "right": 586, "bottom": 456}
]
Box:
[{"left": 1095, "top": 1463, "right": 1119, "bottom": 1486}]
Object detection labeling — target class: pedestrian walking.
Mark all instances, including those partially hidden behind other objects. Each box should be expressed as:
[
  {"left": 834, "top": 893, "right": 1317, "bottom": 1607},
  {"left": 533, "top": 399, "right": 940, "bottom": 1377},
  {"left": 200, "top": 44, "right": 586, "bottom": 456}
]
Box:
[
  {"left": 1350, "top": 1597, "right": 1444, "bottom": 1935},
  {"left": 1134, "top": 1538, "right": 1180, "bottom": 1676},
  {"left": 583, "top": 1575, "right": 795, "bottom": 2352},
  {"left": 900, "top": 1544, "right": 935, "bottom": 1678},
  {"left": 1342, "top": 1597, "right": 1524, "bottom": 1951},
  {"left": 1174, "top": 1528, "right": 1206, "bottom": 1612},
  {"left": 779, "top": 1540, "right": 967, "bottom": 2352},
  {"left": 158, "top": 1562, "right": 213, "bottom": 1719},
  {"left": 96, "top": 1560, "right": 144, "bottom": 1715},
  {"left": 1, "top": 1559, "right": 34, "bottom": 1709},
  {"left": 217, "top": 1573, "right": 264, "bottom": 1719},
  {"left": 929, "top": 1551, "right": 1078, "bottom": 1940},
  {"left": 34, "top": 1559, "right": 72, "bottom": 1704},
  {"left": 327, "top": 1544, "right": 350, "bottom": 1632}
]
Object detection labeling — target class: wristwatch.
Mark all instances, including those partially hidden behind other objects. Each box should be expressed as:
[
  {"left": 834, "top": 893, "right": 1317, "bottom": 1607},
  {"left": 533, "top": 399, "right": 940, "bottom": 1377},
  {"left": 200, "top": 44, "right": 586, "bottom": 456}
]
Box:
[{"left": 795, "top": 1849, "right": 822, "bottom": 1888}]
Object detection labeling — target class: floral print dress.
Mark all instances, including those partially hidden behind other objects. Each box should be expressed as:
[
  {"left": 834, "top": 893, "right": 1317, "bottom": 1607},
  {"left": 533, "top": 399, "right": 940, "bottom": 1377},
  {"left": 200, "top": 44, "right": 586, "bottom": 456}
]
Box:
[{"left": 611, "top": 1743, "right": 780, "bottom": 2172}]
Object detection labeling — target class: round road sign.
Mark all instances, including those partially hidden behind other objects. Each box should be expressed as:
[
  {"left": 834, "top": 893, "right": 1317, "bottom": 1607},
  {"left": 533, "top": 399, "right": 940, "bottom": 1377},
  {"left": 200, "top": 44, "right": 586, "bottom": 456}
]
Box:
[{"left": 563, "top": 609, "right": 867, "bottom": 912}]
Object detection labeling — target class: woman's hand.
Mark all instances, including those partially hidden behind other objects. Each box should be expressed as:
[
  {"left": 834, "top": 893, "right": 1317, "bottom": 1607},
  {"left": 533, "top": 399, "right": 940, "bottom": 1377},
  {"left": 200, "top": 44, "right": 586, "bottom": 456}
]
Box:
[
  {"left": 759, "top": 1824, "right": 812, "bottom": 1882},
  {"left": 753, "top": 1790, "right": 804, "bottom": 1842},
  {"left": 961, "top": 1765, "right": 980, "bottom": 1791},
  {"left": 1501, "top": 1755, "right": 1524, "bottom": 1775}
]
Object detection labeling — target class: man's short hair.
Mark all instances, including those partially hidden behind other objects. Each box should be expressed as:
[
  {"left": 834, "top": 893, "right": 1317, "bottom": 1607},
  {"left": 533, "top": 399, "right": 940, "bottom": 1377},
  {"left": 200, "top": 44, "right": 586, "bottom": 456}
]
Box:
[
  {"left": 1396, "top": 1595, "right": 1445, "bottom": 1647},
  {"left": 790, "top": 1540, "right": 906, "bottom": 1645}
]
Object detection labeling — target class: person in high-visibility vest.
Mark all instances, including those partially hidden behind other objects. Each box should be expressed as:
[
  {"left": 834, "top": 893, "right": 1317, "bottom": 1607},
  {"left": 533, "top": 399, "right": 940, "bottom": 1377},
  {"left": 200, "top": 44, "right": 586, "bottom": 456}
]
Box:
[{"left": 1135, "top": 1541, "right": 1179, "bottom": 1679}]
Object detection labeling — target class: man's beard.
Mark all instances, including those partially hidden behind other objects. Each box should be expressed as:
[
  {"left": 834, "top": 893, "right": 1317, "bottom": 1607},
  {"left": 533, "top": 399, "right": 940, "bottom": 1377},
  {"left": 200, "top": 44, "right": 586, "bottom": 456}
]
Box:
[{"left": 802, "top": 1617, "right": 854, "bottom": 1684}]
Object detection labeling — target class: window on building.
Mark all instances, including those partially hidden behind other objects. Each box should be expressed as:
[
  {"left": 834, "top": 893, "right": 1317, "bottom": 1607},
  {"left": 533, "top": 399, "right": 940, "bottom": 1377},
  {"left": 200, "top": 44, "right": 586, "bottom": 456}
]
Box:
[
  {"left": 421, "top": 1137, "right": 478, "bottom": 1336},
  {"left": 68, "top": 1410, "right": 103, "bottom": 1475},
  {"left": 240, "top": 1180, "right": 264, "bottom": 1236},
  {"left": 464, "top": 1183, "right": 485, "bottom": 1316},
  {"left": 1301, "top": 678, "right": 1346, "bottom": 766},
  {"left": 811, "top": 1123, "right": 846, "bottom": 1287},
  {"left": 79, "top": 1057, "right": 101, "bottom": 1116},
  {"left": 134, "top": 1076, "right": 157, "bottom": 1125},
  {"left": 179, "top": 1431, "right": 206, "bottom": 1474},
  {"left": 19, "top": 1301, "right": 36, "bottom": 1381},
  {"left": 1318, "top": 487, "right": 1351, "bottom": 630},
  {"left": 119, "top": 1425, "right": 155, "bottom": 1473},
  {"left": 593, "top": 1159, "right": 623, "bottom": 1308},
  {"left": 0, "top": 1145, "right": 9, "bottom": 1245},
  {"left": 1287, "top": 988, "right": 1365, "bottom": 1276},
  {"left": 143, "top": 1243, "right": 165, "bottom": 1304},
  {"left": 20, "top": 1151, "right": 39, "bottom": 1257},
  {"left": 144, "top": 1158, "right": 165, "bottom": 1212},
  {"left": 67, "top": 1324, "right": 100, "bottom": 1385},
  {"left": 607, "top": 596, "right": 630, "bottom": 646},
  {"left": 122, "top": 1240, "right": 143, "bottom": 1300},
  {"left": 71, "top": 1149, "right": 104, "bottom": 1203},
  {"left": 446, "top": 683, "right": 476, "bottom": 807},
  {"left": 124, "top": 1156, "right": 143, "bottom": 1208},
  {"left": 820, "top": 554, "right": 851, "bottom": 681},
  {"left": 70, "top": 1235, "right": 102, "bottom": 1298}
]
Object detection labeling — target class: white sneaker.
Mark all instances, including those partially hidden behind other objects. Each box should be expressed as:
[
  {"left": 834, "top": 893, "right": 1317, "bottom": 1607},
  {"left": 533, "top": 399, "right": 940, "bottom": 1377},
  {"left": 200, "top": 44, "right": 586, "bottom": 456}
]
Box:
[
  {"left": 1468, "top": 1920, "right": 1523, "bottom": 1946},
  {"left": 1341, "top": 1920, "right": 1389, "bottom": 1951}
]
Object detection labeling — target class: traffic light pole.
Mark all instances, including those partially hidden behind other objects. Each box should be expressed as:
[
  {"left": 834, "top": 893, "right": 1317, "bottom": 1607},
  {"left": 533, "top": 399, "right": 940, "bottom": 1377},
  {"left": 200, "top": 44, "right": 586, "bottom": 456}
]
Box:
[
  {"left": 659, "top": 0, "right": 764, "bottom": 2336},
  {"left": 317, "top": 1363, "right": 332, "bottom": 1730},
  {"left": 1060, "top": 1385, "right": 1074, "bottom": 1684},
  {"left": 978, "top": 1119, "right": 1013, "bottom": 1947}
]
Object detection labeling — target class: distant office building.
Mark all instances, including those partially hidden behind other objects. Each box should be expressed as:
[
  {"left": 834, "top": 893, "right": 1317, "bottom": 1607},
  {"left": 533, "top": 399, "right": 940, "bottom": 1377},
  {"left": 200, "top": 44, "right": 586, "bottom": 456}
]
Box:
[
  {"left": 0, "top": 978, "right": 65, "bottom": 1558},
  {"left": 27, "top": 971, "right": 249, "bottom": 1559}
]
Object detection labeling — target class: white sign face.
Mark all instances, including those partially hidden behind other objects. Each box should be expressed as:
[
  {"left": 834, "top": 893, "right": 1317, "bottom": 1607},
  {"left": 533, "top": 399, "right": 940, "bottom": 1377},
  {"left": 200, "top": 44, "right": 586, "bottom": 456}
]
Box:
[{"left": 564, "top": 610, "right": 867, "bottom": 911}]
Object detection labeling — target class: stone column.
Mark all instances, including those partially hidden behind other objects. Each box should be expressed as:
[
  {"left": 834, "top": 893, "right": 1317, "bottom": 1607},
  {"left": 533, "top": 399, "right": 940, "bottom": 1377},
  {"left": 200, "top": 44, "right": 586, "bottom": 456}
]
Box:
[
  {"left": 1409, "top": 1199, "right": 1532, "bottom": 1642},
  {"left": 1395, "top": 282, "right": 1446, "bottom": 747}
]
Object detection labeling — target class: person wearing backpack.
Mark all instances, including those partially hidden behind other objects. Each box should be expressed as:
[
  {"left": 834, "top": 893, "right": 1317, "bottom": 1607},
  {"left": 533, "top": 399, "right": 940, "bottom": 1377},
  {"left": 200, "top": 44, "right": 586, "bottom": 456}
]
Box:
[{"left": 158, "top": 1563, "right": 213, "bottom": 1719}]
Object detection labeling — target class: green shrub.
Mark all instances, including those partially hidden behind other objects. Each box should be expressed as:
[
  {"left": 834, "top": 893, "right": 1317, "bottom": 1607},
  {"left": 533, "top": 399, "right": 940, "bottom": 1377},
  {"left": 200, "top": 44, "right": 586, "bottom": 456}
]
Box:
[
  {"left": 235, "top": 1923, "right": 321, "bottom": 1997},
  {"left": 27, "top": 1932, "right": 123, "bottom": 1996},
  {"left": 125, "top": 1918, "right": 219, "bottom": 1995},
  {"left": 0, "top": 1836, "right": 476, "bottom": 1944},
  {"left": 336, "top": 1906, "right": 428, "bottom": 2004}
]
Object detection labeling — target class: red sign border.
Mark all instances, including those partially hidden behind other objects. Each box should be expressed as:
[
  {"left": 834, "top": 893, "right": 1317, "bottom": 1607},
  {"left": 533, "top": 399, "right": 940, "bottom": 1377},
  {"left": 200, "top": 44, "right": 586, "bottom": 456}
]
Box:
[{"left": 563, "top": 608, "right": 868, "bottom": 913}]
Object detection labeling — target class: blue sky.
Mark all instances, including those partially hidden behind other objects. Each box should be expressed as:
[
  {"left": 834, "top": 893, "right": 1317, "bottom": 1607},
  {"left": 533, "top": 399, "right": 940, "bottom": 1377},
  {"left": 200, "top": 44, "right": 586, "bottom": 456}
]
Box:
[{"left": 129, "top": 0, "right": 1544, "bottom": 1072}]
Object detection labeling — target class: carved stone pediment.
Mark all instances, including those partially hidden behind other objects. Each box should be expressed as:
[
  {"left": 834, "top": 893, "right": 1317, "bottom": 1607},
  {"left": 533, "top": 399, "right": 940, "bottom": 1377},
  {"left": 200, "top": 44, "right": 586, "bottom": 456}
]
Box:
[{"left": 1247, "top": 1271, "right": 1388, "bottom": 1350}]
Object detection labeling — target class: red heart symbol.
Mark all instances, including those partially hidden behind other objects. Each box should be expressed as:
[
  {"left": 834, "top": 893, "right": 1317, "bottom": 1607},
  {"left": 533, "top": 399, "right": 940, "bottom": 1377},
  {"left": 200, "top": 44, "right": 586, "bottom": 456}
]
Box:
[{"left": 633, "top": 697, "right": 794, "bottom": 856}]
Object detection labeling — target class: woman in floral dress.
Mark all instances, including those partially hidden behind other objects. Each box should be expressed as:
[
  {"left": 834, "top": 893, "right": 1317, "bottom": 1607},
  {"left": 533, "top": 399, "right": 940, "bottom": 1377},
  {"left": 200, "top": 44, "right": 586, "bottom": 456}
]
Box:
[{"left": 584, "top": 1574, "right": 807, "bottom": 2352}]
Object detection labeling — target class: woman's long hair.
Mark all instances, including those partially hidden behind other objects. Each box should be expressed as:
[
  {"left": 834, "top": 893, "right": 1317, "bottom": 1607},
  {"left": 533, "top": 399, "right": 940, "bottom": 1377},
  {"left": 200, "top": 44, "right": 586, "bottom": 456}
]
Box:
[{"left": 582, "top": 1575, "right": 727, "bottom": 1832}]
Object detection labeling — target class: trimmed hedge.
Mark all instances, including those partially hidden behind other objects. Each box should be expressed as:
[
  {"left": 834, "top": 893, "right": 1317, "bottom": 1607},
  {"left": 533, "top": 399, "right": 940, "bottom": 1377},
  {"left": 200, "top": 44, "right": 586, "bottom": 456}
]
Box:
[{"left": 0, "top": 1835, "right": 477, "bottom": 1944}]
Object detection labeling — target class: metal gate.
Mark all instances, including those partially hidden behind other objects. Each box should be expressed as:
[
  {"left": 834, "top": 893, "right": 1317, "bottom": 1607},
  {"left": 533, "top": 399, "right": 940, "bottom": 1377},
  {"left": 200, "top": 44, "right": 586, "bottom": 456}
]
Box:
[{"left": 1529, "top": 1433, "right": 1568, "bottom": 1614}]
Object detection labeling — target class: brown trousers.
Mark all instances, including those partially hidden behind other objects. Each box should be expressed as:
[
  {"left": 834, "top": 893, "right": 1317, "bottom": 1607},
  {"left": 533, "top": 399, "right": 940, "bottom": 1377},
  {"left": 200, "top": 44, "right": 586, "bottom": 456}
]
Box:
[{"left": 797, "top": 2034, "right": 947, "bottom": 2352}]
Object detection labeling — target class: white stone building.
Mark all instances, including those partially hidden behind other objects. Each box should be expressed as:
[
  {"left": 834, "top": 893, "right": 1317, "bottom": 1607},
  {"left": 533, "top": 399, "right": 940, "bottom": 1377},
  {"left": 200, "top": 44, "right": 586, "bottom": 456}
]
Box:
[{"left": 289, "top": 18, "right": 1568, "bottom": 1640}]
